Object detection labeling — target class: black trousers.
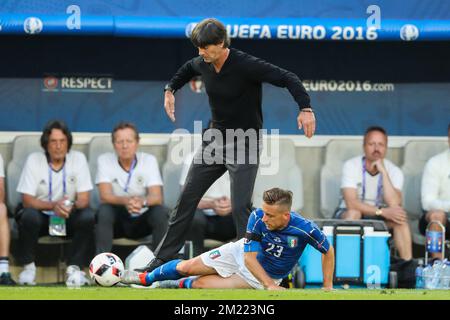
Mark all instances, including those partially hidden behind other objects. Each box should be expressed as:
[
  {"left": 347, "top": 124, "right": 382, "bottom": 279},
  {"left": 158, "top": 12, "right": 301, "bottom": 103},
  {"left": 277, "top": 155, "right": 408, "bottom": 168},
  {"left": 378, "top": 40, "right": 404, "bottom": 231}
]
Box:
[
  {"left": 16, "top": 207, "right": 95, "bottom": 268},
  {"left": 95, "top": 204, "right": 169, "bottom": 253},
  {"left": 155, "top": 138, "right": 260, "bottom": 261},
  {"left": 186, "top": 209, "right": 237, "bottom": 256}
]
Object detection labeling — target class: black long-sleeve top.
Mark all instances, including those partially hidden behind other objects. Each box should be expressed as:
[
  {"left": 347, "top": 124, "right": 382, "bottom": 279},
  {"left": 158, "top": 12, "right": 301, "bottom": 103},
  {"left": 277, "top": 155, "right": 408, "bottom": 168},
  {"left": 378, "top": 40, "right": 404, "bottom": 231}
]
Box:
[{"left": 168, "top": 48, "right": 311, "bottom": 131}]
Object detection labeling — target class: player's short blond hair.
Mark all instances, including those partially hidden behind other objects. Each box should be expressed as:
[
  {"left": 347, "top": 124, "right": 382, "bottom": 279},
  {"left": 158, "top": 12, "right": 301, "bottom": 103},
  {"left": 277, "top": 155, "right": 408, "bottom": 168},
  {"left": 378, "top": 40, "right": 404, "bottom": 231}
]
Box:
[{"left": 263, "top": 188, "right": 293, "bottom": 209}]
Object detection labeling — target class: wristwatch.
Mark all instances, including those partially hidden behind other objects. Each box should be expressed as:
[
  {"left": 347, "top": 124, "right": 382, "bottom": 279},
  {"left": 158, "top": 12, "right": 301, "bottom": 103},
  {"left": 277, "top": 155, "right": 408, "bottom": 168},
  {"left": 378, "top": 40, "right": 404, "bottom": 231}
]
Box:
[
  {"left": 164, "top": 84, "right": 174, "bottom": 94},
  {"left": 375, "top": 208, "right": 383, "bottom": 216},
  {"left": 142, "top": 199, "right": 148, "bottom": 208},
  {"left": 301, "top": 107, "right": 314, "bottom": 113}
]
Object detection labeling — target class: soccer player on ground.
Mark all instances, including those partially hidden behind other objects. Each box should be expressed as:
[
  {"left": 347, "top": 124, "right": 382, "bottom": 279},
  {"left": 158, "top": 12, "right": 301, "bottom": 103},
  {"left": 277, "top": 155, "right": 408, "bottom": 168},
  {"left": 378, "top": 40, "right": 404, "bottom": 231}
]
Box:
[{"left": 121, "top": 188, "right": 334, "bottom": 290}]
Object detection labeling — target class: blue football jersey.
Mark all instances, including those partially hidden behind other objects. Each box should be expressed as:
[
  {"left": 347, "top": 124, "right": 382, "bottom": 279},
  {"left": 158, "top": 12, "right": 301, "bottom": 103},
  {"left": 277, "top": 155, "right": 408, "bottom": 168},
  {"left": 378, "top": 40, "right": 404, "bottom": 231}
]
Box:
[{"left": 244, "top": 208, "right": 330, "bottom": 279}]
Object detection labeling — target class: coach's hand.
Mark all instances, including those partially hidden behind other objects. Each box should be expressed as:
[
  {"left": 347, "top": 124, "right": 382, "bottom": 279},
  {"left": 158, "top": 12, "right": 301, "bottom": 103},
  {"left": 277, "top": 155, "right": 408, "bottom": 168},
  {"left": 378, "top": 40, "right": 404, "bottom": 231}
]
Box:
[
  {"left": 297, "top": 108, "right": 316, "bottom": 138},
  {"left": 164, "top": 90, "right": 176, "bottom": 122}
]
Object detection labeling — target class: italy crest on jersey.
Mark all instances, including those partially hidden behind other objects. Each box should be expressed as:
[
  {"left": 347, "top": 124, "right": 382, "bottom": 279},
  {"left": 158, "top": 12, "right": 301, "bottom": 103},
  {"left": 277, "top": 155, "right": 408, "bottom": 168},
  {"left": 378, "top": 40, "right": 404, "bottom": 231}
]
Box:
[
  {"left": 287, "top": 236, "right": 298, "bottom": 248},
  {"left": 209, "top": 249, "right": 221, "bottom": 260}
]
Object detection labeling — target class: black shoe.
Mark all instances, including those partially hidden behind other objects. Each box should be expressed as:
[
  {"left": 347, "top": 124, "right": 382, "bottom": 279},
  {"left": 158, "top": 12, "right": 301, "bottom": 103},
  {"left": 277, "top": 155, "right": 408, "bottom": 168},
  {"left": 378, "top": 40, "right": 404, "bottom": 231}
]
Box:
[
  {"left": 134, "top": 258, "right": 165, "bottom": 273},
  {"left": 0, "top": 272, "right": 16, "bottom": 286}
]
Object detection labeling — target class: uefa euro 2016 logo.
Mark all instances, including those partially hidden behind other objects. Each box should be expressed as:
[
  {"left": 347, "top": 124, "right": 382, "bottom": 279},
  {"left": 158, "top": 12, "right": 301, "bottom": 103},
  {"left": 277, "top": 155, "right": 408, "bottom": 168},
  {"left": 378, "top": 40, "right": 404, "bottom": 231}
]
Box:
[
  {"left": 24, "top": 17, "right": 43, "bottom": 34},
  {"left": 400, "top": 24, "right": 419, "bottom": 41},
  {"left": 185, "top": 22, "right": 197, "bottom": 38}
]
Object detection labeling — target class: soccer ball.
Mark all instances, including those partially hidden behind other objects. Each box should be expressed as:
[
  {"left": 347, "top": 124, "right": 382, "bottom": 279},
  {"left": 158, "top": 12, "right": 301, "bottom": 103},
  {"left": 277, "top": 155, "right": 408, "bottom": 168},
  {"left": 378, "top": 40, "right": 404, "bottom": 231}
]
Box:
[{"left": 89, "top": 252, "right": 124, "bottom": 287}]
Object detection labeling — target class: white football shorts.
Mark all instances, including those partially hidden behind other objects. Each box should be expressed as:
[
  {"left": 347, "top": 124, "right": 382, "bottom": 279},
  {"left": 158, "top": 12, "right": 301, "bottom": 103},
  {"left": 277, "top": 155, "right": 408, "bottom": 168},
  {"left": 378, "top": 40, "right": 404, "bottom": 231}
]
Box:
[{"left": 200, "top": 238, "right": 281, "bottom": 289}]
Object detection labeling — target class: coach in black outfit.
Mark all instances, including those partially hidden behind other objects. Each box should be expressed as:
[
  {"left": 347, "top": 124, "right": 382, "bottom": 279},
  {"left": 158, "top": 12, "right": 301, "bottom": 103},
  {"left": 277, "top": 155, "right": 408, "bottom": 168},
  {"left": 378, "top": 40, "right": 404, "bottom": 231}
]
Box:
[{"left": 136, "top": 18, "right": 315, "bottom": 272}]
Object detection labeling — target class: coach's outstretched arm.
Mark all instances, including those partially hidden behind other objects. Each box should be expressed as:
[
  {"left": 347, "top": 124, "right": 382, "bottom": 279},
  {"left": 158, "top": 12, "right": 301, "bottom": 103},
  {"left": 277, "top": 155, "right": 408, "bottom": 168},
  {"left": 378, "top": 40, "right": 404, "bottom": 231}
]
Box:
[
  {"left": 321, "top": 245, "right": 335, "bottom": 291},
  {"left": 163, "top": 59, "right": 201, "bottom": 122},
  {"left": 244, "top": 251, "right": 285, "bottom": 291},
  {"left": 242, "top": 54, "right": 315, "bottom": 138}
]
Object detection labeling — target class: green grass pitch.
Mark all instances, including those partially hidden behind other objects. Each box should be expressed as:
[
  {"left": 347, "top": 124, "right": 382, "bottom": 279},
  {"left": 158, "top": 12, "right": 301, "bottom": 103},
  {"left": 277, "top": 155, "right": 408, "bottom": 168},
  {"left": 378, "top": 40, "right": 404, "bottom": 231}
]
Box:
[{"left": 0, "top": 286, "right": 449, "bottom": 300}]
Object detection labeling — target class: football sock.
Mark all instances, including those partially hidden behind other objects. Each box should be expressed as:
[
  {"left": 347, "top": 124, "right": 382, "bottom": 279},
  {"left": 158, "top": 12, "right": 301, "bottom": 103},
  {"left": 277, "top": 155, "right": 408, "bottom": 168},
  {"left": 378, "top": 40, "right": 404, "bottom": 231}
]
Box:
[
  {"left": 144, "top": 259, "right": 182, "bottom": 285},
  {"left": 179, "top": 276, "right": 196, "bottom": 289},
  {"left": 0, "top": 257, "right": 9, "bottom": 274}
]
